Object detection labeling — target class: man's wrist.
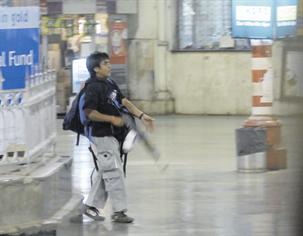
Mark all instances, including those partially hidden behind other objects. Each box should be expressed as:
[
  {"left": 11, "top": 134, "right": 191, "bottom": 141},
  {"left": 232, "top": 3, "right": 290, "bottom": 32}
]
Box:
[{"left": 139, "top": 112, "right": 144, "bottom": 119}]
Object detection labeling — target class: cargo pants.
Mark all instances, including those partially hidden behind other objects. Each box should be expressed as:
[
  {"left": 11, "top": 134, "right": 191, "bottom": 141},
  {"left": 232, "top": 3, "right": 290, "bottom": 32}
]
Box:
[{"left": 84, "top": 136, "right": 127, "bottom": 212}]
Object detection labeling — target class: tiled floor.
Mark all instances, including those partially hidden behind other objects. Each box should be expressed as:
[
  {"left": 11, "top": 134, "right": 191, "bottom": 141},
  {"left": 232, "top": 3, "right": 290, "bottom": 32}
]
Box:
[{"left": 56, "top": 115, "right": 303, "bottom": 236}]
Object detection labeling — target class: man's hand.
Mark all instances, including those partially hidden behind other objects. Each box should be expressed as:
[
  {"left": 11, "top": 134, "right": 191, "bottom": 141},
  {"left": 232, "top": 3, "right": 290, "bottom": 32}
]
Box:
[
  {"left": 141, "top": 113, "right": 154, "bottom": 132},
  {"left": 111, "top": 116, "right": 124, "bottom": 127}
]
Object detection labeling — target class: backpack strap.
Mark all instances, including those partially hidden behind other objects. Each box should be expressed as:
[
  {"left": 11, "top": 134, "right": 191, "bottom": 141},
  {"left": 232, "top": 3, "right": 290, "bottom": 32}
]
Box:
[
  {"left": 119, "top": 143, "right": 127, "bottom": 177},
  {"left": 88, "top": 145, "right": 99, "bottom": 171},
  {"left": 76, "top": 132, "right": 80, "bottom": 145},
  {"left": 120, "top": 152, "right": 128, "bottom": 177}
]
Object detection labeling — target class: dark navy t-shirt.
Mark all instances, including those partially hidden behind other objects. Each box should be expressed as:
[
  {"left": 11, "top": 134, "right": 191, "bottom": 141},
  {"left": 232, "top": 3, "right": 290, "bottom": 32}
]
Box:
[{"left": 83, "top": 77, "right": 125, "bottom": 137}]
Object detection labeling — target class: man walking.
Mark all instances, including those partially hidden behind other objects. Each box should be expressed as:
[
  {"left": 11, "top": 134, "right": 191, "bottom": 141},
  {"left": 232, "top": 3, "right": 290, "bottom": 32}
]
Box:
[{"left": 75, "top": 52, "right": 154, "bottom": 223}]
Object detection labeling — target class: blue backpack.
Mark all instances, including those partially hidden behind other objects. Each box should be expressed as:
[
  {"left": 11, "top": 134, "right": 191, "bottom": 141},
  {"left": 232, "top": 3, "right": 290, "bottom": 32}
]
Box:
[
  {"left": 62, "top": 80, "right": 131, "bottom": 174},
  {"left": 63, "top": 83, "right": 100, "bottom": 171},
  {"left": 62, "top": 86, "right": 90, "bottom": 145}
]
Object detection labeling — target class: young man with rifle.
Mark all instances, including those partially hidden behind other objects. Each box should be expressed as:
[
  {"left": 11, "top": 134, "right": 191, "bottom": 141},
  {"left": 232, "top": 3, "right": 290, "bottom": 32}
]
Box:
[{"left": 75, "top": 52, "right": 154, "bottom": 223}]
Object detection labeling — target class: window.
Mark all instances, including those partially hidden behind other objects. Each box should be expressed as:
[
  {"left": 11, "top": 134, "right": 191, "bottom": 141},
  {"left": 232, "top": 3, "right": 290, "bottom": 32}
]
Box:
[{"left": 176, "top": 0, "right": 250, "bottom": 50}]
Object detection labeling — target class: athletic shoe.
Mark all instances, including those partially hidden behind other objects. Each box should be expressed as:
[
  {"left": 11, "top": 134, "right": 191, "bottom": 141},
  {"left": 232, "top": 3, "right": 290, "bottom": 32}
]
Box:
[
  {"left": 82, "top": 204, "right": 105, "bottom": 221},
  {"left": 111, "top": 211, "right": 134, "bottom": 223}
]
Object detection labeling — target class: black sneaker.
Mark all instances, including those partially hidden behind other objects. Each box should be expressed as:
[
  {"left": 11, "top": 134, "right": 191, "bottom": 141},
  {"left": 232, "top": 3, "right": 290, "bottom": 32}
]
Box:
[
  {"left": 70, "top": 204, "right": 105, "bottom": 223},
  {"left": 111, "top": 211, "right": 134, "bottom": 223},
  {"left": 82, "top": 204, "right": 105, "bottom": 221}
]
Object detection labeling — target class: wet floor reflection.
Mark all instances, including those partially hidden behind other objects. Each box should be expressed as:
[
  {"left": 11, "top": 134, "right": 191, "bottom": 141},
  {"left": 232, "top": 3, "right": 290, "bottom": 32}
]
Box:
[{"left": 56, "top": 115, "right": 303, "bottom": 236}]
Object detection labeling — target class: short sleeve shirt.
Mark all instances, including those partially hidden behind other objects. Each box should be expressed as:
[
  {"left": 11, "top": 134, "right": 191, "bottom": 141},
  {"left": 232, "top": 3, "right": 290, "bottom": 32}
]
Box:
[{"left": 83, "top": 77, "right": 125, "bottom": 137}]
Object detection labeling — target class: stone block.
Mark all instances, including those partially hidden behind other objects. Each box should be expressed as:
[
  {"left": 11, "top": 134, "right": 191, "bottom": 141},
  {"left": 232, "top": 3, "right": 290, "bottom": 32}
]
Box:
[
  {"left": 0, "top": 156, "right": 78, "bottom": 235},
  {"left": 266, "top": 125, "right": 281, "bottom": 146},
  {"left": 267, "top": 147, "right": 287, "bottom": 170}
]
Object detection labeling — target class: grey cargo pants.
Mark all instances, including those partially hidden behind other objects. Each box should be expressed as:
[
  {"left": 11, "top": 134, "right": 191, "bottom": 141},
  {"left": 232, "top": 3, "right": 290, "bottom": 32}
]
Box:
[{"left": 84, "top": 136, "right": 127, "bottom": 212}]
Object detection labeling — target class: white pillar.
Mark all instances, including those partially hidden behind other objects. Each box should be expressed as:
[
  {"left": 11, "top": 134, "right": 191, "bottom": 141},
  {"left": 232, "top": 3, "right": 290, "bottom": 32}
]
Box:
[{"left": 154, "top": 0, "right": 172, "bottom": 100}]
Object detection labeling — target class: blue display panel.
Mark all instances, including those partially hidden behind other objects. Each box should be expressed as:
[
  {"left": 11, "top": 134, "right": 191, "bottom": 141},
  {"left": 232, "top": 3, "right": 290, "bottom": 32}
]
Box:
[
  {"left": 0, "top": 7, "right": 40, "bottom": 90},
  {"left": 276, "top": 0, "right": 298, "bottom": 38},
  {"left": 232, "top": 0, "right": 297, "bottom": 39}
]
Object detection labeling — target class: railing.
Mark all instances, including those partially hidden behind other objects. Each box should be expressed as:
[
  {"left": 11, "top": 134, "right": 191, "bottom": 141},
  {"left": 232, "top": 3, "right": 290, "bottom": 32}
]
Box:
[{"left": 0, "top": 69, "right": 57, "bottom": 165}]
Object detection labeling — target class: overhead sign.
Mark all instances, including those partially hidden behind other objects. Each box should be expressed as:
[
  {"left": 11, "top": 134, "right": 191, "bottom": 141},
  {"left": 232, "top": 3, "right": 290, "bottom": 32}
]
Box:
[
  {"left": 0, "top": 7, "right": 40, "bottom": 90},
  {"left": 276, "top": 2, "right": 298, "bottom": 37},
  {"left": 232, "top": 0, "right": 298, "bottom": 39}
]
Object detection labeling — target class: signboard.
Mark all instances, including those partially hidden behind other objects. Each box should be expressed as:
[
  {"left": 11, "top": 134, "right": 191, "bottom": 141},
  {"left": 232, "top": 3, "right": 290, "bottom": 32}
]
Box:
[
  {"left": 109, "top": 16, "right": 128, "bottom": 96},
  {"left": 232, "top": 0, "right": 297, "bottom": 39},
  {"left": 72, "top": 58, "right": 89, "bottom": 94},
  {"left": 109, "top": 20, "right": 127, "bottom": 64},
  {"left": 276, "top": 1, "right": 298, "bottom": 37},
  {"left": 0, "top": 7, "right": 39, "bottom": 90}
]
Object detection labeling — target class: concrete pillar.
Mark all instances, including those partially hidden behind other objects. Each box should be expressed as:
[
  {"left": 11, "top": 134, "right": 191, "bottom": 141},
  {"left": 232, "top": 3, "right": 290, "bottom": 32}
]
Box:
[
  {"left": 152, "top": 0, "right": 174, "bottom": 113},
  {"left": 127, "top": 0, "right": 174, "bottom": 114},
  {"left": 154, "top": 0, "right": 167, "bottom": 96},
  {"left": 244, "top": 39, "right": 287, "bottom": 170}
]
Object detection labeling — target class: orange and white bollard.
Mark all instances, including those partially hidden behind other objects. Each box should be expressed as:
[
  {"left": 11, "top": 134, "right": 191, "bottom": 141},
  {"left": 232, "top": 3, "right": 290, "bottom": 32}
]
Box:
[
  {"left": 250, "top": 39, "right": 273, "bottom": 116},
  {"left": 244, "top": 39, "right": 287, "bottom": 170}
]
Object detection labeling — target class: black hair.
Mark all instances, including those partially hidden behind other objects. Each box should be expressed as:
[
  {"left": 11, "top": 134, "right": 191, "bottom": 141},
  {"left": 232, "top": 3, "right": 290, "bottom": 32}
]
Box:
[{"left": 86, "top": 52, "right": 109, "bottom": 77}]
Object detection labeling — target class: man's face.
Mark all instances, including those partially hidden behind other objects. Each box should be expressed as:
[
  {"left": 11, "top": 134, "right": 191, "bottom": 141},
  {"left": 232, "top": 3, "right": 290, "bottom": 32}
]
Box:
[{"left": 95, "top": 59, "right": 111, "bottom": 78}]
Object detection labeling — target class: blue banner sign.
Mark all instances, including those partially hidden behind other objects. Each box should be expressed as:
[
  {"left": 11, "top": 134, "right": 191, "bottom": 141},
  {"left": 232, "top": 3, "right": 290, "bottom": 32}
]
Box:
[
  {"left": 0, "top": 7, "right": 40, "bottom": 90},
  {"left": 232, "top": 0, "right": 297, "bottom": 39},
  {"left": 276, "top": 0, "right": 298, "bottom": 37}
]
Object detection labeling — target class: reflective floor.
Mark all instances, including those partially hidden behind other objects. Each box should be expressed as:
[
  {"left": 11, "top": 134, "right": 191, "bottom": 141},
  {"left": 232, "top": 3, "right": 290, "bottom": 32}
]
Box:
[{"left": 56, "top": 115, "right": 303, "bottom": 236}]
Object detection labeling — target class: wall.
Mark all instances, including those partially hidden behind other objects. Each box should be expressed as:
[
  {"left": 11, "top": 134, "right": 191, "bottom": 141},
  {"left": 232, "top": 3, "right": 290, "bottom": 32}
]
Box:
[
  {"left": 127, "top": 0, "right": 252, "bottom": 115},
  {"left": 127, "top": 0, "right": 303, "bottom": 116},
  {"left": 168, "top": 52, "right": 251, "bottom": 114},
  {"left": 272, "top": 41, "right": 303, "bottom": 115}
]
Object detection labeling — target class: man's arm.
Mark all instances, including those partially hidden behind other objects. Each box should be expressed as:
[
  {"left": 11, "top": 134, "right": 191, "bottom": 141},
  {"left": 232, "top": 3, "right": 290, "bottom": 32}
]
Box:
[
  {"left": 122, "top": 98, "right": 154, "bottom": 131},
  {"left": 122, "top": 98, "right": 144, "bottom": 118},
  {"left": 84, "top": 109, "right": 123, "bottom": 127}
]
